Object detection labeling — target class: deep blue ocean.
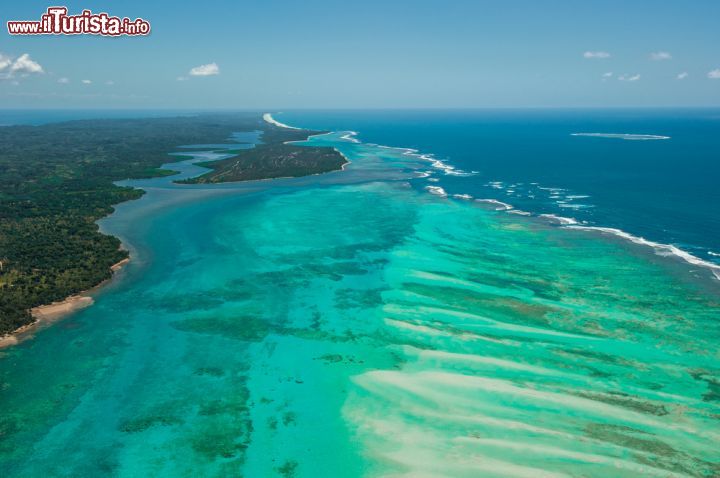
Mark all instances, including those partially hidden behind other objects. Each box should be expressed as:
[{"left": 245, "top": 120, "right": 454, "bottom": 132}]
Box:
[{"left": 280, "top": 109, "right": 720, "bottom": 265}]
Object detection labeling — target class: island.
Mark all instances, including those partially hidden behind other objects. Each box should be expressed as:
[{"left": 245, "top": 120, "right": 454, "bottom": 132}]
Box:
[
  {"left": 0, "top": 113, "right": 347, "bottom": 338},
  {"left": 181, "top": 118, "right": 347, "bottom": 184}
]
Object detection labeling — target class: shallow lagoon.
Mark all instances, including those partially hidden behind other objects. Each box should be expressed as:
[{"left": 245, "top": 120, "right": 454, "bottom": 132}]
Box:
[{"left": 1, "top": 128, "right": 718, "bottom": 477}]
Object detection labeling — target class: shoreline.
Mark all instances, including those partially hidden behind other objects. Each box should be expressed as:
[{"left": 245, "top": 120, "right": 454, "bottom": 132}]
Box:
[
  {"left": 262, "top": 112, "right": 300, "bottom": 130},
  {"left": 1, "top": 118, "right": 340, "bottom": 350},
  {"left": 2, "top": 114, "right": 342, "bottom": 350},
  {"left": 0, "top": 257, "right": 130, "bottom": 350}
]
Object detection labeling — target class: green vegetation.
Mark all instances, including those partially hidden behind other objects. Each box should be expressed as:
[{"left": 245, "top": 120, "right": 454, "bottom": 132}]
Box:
[
  {"left": 181, "top": 127, "right": 346, "bottom": 183},
  {"left": 0, "top": 113, "right": 345, "bottom": 335}
]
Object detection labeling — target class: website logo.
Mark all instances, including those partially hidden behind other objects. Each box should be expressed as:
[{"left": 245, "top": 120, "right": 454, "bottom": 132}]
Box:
[{"left": 7, "top": 7, "right": 150, "bottom": 36}]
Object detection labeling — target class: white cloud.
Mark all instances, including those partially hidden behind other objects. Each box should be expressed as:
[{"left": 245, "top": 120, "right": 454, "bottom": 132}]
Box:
[
  {"left": 189, "top": 62, "right": 219, "bottom": 76},
  {"left": 583, "top": 51, "right": 610, "bottom": 59},
  {"left": 176, "top": 76, "right": 187, "bottom": 81},
  {"left": 708, "top": 69, "right": 720, "bottom": 79},
  {"left": 57, "top": 77, "right": 69, "bottom": 84},
  {"left": 81, "top": 79, "right": 92, "bottom": 84},
  {"left": 10, "top": 54, "right": 44, "bottom": 74},
  {"left": 677, "top": 72, "right": 688, "bottom": 80},
  {"left": 105, "top": 80, "right": 115, "bottom": 86},
  {"left": 602, "top": 72, "right": 613, "bottom": 78},
  {"left": 618, "top": 74, "right": 641, "bottom": 82},
  {"left": 650, "top": 51, "right": 672, "bottom": 61},
  {"left": 0, "top": 52, "right": 44, "bottom": 80}
]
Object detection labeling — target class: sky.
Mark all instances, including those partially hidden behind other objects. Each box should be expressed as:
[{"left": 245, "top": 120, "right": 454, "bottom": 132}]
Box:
[{"left": 1, "top": 0, "right": 719, "bottom": 109}]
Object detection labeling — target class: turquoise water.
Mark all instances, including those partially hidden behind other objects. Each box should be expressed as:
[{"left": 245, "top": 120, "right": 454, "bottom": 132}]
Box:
[
  {"left": 1, "top": 124, "right": 719, "bottom": 477},
  {"left": 280, "top": 109, "right": 720, "bottom": 270}
]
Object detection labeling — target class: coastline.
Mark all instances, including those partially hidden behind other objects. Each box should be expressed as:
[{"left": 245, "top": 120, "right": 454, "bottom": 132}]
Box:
[
  {"left": 4, "top": 113, "right": 714, "bottom": 352},
  {"left": 0, "top": 257, "right": 130, "bottom": 350},
  {"left": 1, "top": 114, "right": 340, "bottom": 350}
]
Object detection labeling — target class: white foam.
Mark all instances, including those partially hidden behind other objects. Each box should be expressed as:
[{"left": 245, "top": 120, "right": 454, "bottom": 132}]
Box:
[
  {"left": 410, "top": 154, "right": 474, "bottom": 176},
  {"left": 453, "top": 193, "right": 473, "bottom": 200},
  {"left": 377, "top": 144, "right": 419, "bottom": 155},
  {"left": 571, "top": 133, "right": 670, "bottom": 141},
  {"left": 708, "top": 251, "right": 720, "bottom": 257},
  {"left": 425, "top": 186, "right": 448, "bottom": 197},
  {"left": 557, "top": 203, "right": 592, "bottom": 209},
  {"left": 476, "top": 199, "right": 513, "bottom": 211},
  {"left": 508, "top": 209, "right": 531, "bottom": 216},
  {"left": 262, "top": 113, "right": 300, "bottom": 130},
  {"left": 539, "top": 214, "right": 578, "bottom": 225},
  {"left": 567, "top": 225, "right": 720, "bottom": 279},
  {"left": 375, "top": 143, "right": 475, "bottom": 176},
  {"left": 339, "top": 131, "right": 360, "bottom": 143},
  {"left": 428, "top": 157, "right": 455, "bottom": 172},
  {"left": 444, "top": 169, "right": 474, "bottom": 177}
]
